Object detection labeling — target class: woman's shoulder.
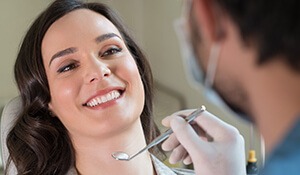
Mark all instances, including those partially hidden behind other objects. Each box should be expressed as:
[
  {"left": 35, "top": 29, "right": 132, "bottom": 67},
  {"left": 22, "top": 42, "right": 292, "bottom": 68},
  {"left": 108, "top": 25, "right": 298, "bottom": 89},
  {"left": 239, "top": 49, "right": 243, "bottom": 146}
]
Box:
[
  {"left": 151, "top": 155, "right": 195, "bottom": 175},
  {"left": 65, "top": 155, "right": 196, "bottom": 175},
  {"left": 172, "top": 168, "right": 195, "bottom": 175}
]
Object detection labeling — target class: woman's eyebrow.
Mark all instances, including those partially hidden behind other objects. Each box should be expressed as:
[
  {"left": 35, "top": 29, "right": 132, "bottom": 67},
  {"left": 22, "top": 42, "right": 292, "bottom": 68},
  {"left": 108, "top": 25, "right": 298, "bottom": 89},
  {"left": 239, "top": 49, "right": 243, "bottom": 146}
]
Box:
[
  {"left": 49, "top": 47, "right": 78, "bottom": 67},
  {"left": 95, "top": 33, "right": 121, "bottom": 43},
  {"left": 48, "top": 33, "right": 120, "bottom": 67}
]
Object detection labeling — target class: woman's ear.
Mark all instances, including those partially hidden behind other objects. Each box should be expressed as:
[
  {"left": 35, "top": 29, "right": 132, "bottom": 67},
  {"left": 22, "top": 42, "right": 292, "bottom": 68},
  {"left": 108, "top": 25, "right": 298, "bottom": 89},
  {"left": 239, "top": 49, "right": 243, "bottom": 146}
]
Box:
[
  {"left": 193, "top": 0, "right": 226, "bottom": 42},
  {"left": 48, "top": 102, "right": 56, "bottom": 117},
  {"left": 48, "top": 102, "right": 53, "bottom": 111}
]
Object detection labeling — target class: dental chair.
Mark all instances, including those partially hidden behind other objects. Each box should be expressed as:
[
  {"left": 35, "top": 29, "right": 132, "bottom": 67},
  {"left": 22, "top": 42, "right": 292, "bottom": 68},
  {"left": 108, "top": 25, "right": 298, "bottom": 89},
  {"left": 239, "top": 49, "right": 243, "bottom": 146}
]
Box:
[{"left": 1, "top": 96, "right": 21, "bottom": 174}]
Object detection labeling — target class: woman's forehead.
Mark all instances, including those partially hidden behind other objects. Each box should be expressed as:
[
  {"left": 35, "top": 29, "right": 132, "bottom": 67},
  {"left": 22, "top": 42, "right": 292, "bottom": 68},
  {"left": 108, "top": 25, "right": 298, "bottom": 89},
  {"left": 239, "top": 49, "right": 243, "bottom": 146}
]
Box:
[
  {"left": 41, "top": 9, "right": 123, "bottom": 59},
  {"left": 48, "top": 9, "right": 121, "bottom": 37},
  {"left": 58, "top": 9, "right": 118, "bottom": 31}
]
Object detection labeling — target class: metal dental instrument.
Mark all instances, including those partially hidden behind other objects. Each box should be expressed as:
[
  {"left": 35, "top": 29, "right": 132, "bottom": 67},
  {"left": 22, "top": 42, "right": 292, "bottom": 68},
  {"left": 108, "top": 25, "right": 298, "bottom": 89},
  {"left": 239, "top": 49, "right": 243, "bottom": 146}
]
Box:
[{"left": 112, "top": 105, "right": 206, "bottom": 161}]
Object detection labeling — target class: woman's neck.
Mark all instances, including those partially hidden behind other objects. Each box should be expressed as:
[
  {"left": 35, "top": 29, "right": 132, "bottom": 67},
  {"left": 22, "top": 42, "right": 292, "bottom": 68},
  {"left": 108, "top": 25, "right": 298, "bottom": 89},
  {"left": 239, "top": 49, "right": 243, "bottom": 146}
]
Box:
[{"left": 72, "top": 119, "right": 155, "bottom": 175}]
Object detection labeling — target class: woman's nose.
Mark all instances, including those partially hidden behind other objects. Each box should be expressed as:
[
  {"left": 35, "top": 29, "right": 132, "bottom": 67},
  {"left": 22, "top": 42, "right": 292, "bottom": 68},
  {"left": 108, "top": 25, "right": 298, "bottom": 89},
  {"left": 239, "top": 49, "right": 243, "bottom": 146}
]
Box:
[{"left": 84, "top": 58, "right": 111, "bottom": 84}]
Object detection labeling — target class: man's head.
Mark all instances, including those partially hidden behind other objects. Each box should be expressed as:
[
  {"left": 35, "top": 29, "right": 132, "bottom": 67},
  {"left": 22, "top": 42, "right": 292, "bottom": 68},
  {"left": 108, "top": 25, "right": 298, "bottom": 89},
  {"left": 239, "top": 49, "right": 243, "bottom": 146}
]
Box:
[{"left": 188, "top": 0, "right": 300, "bottom": 121}]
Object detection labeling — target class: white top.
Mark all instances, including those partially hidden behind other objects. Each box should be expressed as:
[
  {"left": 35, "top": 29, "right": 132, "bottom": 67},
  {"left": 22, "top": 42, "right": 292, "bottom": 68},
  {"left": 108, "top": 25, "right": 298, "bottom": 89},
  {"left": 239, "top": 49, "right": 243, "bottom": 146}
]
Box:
[{"left": 66, "top": 155, "right": 195, "bottom": 175}]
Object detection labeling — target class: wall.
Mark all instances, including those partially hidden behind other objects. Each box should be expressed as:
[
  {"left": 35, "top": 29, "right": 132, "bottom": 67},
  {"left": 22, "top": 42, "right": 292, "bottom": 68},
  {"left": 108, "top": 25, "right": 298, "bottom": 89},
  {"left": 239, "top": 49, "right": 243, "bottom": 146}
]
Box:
[
  {"left": 0, "top": 0, "right": 54, "bottom": 106},
  {"left": 0, "top": 0, "right": 262, "bottom": 170}
]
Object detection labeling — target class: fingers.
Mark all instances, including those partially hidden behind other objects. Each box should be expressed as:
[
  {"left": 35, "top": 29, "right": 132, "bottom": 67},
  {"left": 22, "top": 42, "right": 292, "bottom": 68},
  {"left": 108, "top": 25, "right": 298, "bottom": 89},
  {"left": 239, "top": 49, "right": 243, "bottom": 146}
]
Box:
[
  {"left": 162, "top": 118, "right": 191, "bottom": 164},
  {"left": 161, "top": 115, "right": 172, "bottom": 127},
  {"left": 162, "top": 109, "right": 204, "bottom": 153},
  {"left": 192, "top": 111, "right": 242, "bottom": 141},
  {"left": 183, "top": 155, "right": 192, "bottom": 165},
  {"left": 162, "top": 115, "right": 205, "bottom": 165},
  {"left": 162, "top": 109, "right": 196, "bottom": 127},
  {"left": 168, "top": 116, "right": 208, "bottom": 156},
  {"left": 168, "top": 145, "right": 188, "bottom": 164},
  {"left": 161, "top": 133, "right": 180, "bottom": 151},
  {"left": 162, "top": 131, "right": 191, "bottom": 165},
  {"left": 161, "top": 109, "right": 247, "bottom": 175},
  {"left": 163, "top": 109, "right": 241, "bottom": 141}
]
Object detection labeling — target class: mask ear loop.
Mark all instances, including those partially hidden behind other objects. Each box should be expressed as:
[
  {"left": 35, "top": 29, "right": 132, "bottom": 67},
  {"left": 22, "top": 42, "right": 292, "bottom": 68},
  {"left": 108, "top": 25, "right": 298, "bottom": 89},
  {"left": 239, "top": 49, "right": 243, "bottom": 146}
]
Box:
[{"left": 204, "top": 43, "right": 221, "bottom": 90}]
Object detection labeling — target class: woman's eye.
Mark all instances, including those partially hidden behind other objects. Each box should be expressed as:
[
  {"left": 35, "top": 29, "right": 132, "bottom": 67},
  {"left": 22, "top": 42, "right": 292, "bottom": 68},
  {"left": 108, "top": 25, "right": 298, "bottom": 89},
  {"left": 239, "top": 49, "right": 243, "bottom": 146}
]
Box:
[
  {"left": 101, "top": 47, "right": 122, "bottom": 57},
  {"left": 57, "top": 63, "right": 78, "bottom": 73}
]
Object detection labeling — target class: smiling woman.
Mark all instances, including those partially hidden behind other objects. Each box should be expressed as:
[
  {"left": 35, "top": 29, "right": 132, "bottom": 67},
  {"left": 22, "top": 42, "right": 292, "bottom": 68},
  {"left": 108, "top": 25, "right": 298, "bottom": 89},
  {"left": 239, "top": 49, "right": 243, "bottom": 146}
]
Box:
[{"left": 2, "top": 0, "right": 195, "bottom": 175}]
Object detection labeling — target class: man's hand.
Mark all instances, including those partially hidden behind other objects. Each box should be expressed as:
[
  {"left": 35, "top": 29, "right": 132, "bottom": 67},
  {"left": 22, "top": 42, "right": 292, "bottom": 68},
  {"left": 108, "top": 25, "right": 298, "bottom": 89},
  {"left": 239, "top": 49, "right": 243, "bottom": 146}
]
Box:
[{"left": 162, "top": 109, "right": 246, "bottom": 175}]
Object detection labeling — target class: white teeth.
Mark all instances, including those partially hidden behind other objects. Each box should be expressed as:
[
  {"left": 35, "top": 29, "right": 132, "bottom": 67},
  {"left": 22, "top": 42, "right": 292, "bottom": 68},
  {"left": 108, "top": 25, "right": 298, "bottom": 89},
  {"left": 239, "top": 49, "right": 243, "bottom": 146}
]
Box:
[
  {"left": 96, "top": 98, "right": 102, "bottom": 104},
  {"left": 107, "top": 93, "right": 112, "bottom": 101},
  {"left": 101, "top": 96, "right": 107, "bottom": 103},
  {"left": 86, "top": 90, "right": 121, "bottom": 107},
  {"left": 90, "top": 99, "right": 97, "bottom": 107}
]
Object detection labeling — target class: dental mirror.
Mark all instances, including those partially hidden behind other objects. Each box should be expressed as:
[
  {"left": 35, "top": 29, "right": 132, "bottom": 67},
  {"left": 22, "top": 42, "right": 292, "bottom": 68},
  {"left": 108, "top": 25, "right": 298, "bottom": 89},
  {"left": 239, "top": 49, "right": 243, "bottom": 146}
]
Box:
[{"left": 112, "top": 105, "right": 206, "bottom": 161}]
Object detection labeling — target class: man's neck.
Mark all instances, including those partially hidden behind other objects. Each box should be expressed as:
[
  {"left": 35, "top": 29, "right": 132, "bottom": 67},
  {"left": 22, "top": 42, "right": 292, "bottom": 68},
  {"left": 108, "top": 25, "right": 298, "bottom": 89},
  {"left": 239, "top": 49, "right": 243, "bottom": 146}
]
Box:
[{"left": 247, "top": 60, "right": 300, "bottom": 153}]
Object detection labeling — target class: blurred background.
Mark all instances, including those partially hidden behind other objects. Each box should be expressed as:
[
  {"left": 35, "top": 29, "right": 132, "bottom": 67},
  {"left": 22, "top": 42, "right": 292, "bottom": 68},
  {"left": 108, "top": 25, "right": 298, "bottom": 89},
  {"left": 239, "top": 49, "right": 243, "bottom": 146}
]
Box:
[{"left": 0, "top": 0, "right": 262, "bottom": 172}]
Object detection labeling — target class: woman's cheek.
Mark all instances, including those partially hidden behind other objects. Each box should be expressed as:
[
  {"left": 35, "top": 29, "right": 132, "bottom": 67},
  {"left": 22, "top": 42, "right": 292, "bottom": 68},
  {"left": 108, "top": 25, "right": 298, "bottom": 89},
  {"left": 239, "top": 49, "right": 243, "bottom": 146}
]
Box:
[{"left": 50, "top": 79, "right": 81, "bottom": 111}]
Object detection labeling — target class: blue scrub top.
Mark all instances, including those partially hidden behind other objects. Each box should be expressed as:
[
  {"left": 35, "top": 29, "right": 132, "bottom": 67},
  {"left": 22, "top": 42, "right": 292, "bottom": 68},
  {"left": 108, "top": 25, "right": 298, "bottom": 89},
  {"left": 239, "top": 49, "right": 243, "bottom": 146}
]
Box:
[{"left": 259, "top": 117, "right": 300, "bottom": 175}]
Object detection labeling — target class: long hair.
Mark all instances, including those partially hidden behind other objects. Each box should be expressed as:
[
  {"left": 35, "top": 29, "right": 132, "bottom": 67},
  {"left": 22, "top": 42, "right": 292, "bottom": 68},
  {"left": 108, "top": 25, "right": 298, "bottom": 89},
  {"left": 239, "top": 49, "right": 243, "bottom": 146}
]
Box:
[{"left": 6, "top": 0, "right": 161, "bottom": 174}]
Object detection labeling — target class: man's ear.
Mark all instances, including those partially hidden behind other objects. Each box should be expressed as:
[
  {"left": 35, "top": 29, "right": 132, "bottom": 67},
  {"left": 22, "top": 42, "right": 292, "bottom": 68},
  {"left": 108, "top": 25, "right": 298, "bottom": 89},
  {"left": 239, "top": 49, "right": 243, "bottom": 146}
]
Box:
[{"left": 193, "top": 0, "right": 226, "bottom": 42}]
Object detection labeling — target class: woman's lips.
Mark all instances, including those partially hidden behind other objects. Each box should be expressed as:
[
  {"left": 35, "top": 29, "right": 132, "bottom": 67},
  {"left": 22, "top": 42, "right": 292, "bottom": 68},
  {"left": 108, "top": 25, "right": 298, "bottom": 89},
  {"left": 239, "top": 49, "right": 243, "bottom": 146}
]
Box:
[
  {"left": 83, "top": 89, "right": 124, "bottom": 107},
  {"left": 84, "top": 90, "right": 121, "bottom": 107}
]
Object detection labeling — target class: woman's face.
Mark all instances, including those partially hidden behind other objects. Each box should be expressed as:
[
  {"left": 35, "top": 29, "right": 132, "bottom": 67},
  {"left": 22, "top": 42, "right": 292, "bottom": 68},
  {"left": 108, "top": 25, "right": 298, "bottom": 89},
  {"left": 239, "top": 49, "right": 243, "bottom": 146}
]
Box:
[{"left": 42, "top": 9, "right": 145, "bottom": 139}]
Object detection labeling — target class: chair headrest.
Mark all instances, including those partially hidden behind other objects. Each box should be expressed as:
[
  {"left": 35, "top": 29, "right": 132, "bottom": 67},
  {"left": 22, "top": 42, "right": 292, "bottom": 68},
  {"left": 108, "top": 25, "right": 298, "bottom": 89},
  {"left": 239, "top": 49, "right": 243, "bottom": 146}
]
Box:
[{"left": 1, "top": 96, "right": 21, "bottom": 173}]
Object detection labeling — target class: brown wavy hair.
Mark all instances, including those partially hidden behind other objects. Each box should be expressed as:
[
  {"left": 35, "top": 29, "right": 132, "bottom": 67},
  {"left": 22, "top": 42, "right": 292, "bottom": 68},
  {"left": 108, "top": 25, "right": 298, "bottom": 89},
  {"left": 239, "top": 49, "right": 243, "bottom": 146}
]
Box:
[{"left": 6, "top": 0, "right": 161, "bottom": 174}]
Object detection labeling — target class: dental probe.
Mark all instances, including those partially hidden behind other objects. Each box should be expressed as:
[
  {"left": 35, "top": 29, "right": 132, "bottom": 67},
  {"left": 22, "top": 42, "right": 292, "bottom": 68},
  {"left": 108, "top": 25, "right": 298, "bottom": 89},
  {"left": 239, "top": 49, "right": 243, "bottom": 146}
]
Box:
[{"left": 112, "top": 105, "right": 206, "bottom": 161}]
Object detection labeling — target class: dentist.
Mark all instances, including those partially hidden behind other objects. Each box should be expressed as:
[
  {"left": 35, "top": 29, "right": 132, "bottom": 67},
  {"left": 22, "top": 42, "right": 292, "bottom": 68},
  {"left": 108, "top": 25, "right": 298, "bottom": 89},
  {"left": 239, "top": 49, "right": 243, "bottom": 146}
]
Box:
[{"left": 162, "top": 0, "right": 300, "bottom": 175}]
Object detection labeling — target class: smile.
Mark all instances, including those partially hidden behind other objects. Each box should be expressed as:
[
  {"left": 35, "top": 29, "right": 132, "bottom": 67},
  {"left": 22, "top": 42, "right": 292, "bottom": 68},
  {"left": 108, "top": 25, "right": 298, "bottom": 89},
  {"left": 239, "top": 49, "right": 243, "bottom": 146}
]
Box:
[{"left": 84, "top": 90, "right": 121, "bottom": 107}]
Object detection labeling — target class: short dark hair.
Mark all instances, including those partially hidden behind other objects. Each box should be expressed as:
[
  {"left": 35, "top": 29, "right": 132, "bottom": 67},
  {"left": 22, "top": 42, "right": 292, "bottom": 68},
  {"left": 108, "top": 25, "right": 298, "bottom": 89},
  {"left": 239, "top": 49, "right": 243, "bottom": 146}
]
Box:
[
  {"left": 215, "top": 0, "right": 300, "bottom": 71},
  {"left": 8, "top": 0, "right": 161, "bottom": 174}
]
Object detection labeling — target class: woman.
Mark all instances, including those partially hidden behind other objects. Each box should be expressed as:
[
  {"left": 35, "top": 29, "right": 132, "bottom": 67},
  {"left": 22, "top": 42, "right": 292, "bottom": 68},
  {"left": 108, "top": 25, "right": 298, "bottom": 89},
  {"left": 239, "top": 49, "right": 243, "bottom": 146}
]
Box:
[{"left": 4, "top": 0, "right": 193, "bottom": 174}]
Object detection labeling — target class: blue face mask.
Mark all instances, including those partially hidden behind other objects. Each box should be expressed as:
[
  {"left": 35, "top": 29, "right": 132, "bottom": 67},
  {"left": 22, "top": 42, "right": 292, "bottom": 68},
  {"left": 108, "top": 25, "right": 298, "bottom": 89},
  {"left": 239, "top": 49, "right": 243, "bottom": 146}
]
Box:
[{"left": 174, "top": 17, "right": 252, "bottom": 123}]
